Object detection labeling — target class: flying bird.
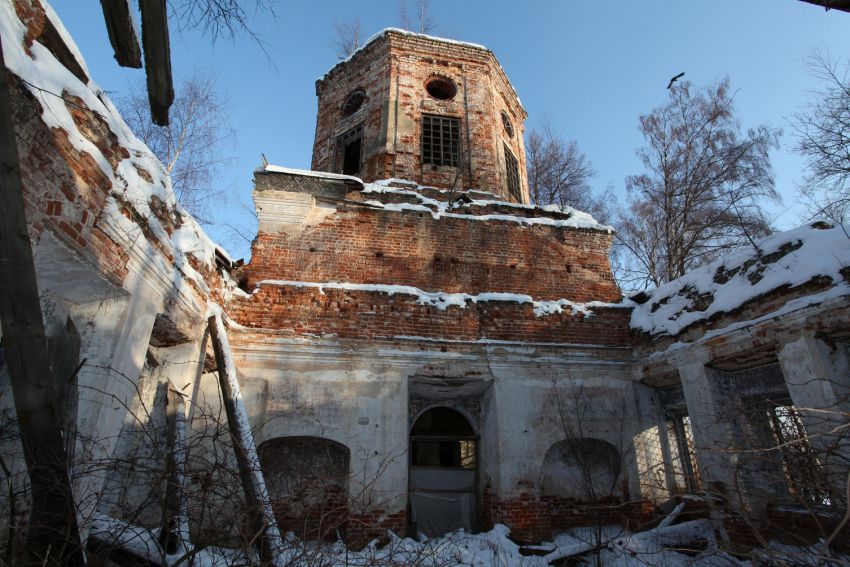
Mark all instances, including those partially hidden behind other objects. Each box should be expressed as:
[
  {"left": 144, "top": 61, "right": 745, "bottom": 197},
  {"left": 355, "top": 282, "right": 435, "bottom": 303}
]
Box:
[{"left": 667, "top": 72, "right": 685, "bottom": 89}]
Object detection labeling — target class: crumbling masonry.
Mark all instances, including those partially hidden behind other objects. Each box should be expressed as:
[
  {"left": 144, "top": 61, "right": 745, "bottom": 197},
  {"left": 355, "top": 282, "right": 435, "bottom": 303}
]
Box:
[{"left": 1, "top": 4, "right": 849, "bottom": 562}]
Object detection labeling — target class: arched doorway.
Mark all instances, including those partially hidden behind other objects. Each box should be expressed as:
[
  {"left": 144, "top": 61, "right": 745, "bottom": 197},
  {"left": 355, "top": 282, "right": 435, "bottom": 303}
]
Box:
[{"left": 409, "top": 407, "right": 478, "bottom": 537}]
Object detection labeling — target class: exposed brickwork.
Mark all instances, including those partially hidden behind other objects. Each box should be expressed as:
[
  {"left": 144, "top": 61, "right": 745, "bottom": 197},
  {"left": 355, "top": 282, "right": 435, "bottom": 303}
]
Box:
[
  {"left": 481, "top": 484, "right": 654, "bottom": 543},
  {"left": 344, "top": 510, "right": 407, "bottom": 548},
  {"left": 270, "top": 485, "right": 348, "bottom": 541},
  {"left": 8, "top": 71, "right": 130, "bottom": 284},
  {"left": 229, "top": 285, "right": 631, "bottom": 346},
  {"left": 8, "top": 0, "right": 223, "bottom": 307},
  {"left": 245, "top": 207, "right": 620, "bottom": 303},
  {"left": 272, "top": 500, "right": 407, "bottom": 547},
  {"left": 313, "top": 30, "right": 528, "bottom": 202}
]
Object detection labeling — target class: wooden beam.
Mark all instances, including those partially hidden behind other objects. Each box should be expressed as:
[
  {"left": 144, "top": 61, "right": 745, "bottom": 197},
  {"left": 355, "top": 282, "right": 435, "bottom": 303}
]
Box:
[
  {"left": 99, "top": 0, "right": 143, "bottom": 68},
  {"left": 207, "top": 313, "right": 283, "bottom": 564},
  {"left": 160, "top": 383, "right": 190, "bottom": 555},
  {"left": 799, "top": 0, "right": 850, "bottom": 12},
  {"left": 139, "top": 0, "right": 173, "bottom": 125},
  {"left": 0, "top": 41, "right": 85, "bottom": 566},
  {"left": 37, "top": 16, "right": 90, "bottom": 83}
]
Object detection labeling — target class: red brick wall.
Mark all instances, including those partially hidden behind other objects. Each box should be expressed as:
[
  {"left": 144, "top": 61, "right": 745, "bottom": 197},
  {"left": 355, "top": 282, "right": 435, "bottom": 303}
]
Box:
[
  {"left": 228, "top": 285, "right": 631, "bottom": 346},
  {"left": 313, "top": 31, "right": 528, "bottom": 202},
  {"left": 245, "top": 208, "right": 620, "bottom": 303},
  {"left": 9, "top": 68, "right": 132, "bottom": 285},
  {"left": 344, "top": 510, "right": 407, "bottom": 547},
  {"left": 312, "top": 37, "right": 392, "bottom": 184},
  {"left": 9, "top": 1, "right": 222, "bottom": 309},
  {"left": 481, "top": 484, "right": 654, "bottom": 543}
]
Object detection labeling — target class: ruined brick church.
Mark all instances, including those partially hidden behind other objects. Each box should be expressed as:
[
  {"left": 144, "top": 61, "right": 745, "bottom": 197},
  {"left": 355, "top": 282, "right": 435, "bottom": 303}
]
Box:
[{"left": 2, "top": 3, "right": 849, "bottom": 562}]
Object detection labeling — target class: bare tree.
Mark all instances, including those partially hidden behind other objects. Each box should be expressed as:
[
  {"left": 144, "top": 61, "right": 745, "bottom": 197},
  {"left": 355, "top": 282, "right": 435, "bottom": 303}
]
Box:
[
  {"left": 170, "top": 0, "right": 278, "bottom": 44},
  {"left": 398, "top": 0, "right": 435, "bottom": 34},
  {"left": 117, "top": 71, "right": 234, "bottom": 223},
  {"left": 526, "top": 120, "right": 613, "bottom": 223},
  {"left": 793, "top": 50, "right": 850, "bottom": 223},
  {"left": 333, "top": 18, "right": 362, "bottom": 59},
  {"left": 617, "top": 78, "right": 780, "bottom": 289}
]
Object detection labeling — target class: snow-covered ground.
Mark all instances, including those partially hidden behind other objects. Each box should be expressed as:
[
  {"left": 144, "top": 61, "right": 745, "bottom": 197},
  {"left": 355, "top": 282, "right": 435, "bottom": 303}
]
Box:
[{"left": 91, "top": 513, "right": 850, "bottom": 566}]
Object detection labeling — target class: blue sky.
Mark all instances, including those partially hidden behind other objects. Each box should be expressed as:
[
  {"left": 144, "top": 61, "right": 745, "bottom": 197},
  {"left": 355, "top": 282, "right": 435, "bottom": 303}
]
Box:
[{"left": 53, "top": 1, "right": 850, "bottom": 260}]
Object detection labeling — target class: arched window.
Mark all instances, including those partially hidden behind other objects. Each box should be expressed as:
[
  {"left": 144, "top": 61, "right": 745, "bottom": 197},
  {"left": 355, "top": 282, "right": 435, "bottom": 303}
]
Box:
[
  {"left": 501, "top": 111, "right": 514, "bottom": 138},
  {"left": 541, "top": 438, "right": 621, "bottom": 501},
  {"left": 257, "top": 436, "right": 350, "bottom": 539},
  {"left": 411, "top": 407, "right": 475, "bottom": 468}
]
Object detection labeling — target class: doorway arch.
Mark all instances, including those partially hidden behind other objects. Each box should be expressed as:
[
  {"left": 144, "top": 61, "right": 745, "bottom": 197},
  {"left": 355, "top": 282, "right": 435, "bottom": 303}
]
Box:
[{"left": 409, "top": 407, "right": 478, "bottom": 536}]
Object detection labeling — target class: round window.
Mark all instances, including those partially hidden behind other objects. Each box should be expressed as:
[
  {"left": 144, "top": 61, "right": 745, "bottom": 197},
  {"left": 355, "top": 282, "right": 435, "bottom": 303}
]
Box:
[
  {"left": 342, "top": 90, "right": 365, "bottom": 116},
  {"left": 425, "top": 77, "right": 457, "bottom": 100},
  {"left": 501, "top": 111, "right": 514, "bottom": 138}
]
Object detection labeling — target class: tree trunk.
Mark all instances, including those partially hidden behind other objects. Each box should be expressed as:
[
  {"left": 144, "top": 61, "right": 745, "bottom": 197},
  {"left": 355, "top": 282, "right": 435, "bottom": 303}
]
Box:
[
  {"left": 207, "top": 313, "right": 282, "bottom": 564},
  {"left": 0, "top": 41, "right": 84, "bottom": 566}
]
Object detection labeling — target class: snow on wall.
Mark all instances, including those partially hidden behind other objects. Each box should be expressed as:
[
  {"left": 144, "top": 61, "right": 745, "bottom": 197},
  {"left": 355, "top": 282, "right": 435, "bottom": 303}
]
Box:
[
  {"left": 359, "top": 180, "right": 613, "bottom": 232},
  {"left": 631, "top": 223, "right": 850, "bottom": 338},
  {"left": 254, "top": 279, "right": 625, "bottom": 318},
  {"left": 1, "top": 0, "right": 220, "bottom": 290},
  {"left": 256, "top": 165, "right": 612, "bottom": 232}
]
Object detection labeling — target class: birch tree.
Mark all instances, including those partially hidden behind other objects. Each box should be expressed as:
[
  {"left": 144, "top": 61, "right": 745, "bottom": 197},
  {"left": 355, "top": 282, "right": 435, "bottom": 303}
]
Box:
[
  {"left": 793, "top": 51, "right": 850, "bottom": 223},
  {"left": 617, "top": 78, "right": 780, "bottom": 289},
  {"left": 526, "top": 120, "right": 613, "bottom": 223},
  {"left": 118, "top": 71, "right": 233, "bottom": 222}
]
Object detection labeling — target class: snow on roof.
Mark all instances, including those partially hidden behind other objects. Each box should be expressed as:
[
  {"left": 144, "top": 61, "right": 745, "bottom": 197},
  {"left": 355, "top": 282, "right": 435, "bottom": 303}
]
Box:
[
  {"left": 373, "top": 178, "right": 500, "bottom": 199},
  {"left": 631, "top": 223, "right": 850, "bottom": 338},
  {"left": 362, "top": 181, "right": 614, "bottom": 233},
  {"left": 318, "top": 28, "right": 524, "bottom": 109},
  {"left": 321, "top": 27, "right": 488, "bottom": 79},
  {"left": 1, "top": 1, "right": 220, "bottom": 289},
  {"left": 260, "top": 164, "right": 364, "bottom": 184}
]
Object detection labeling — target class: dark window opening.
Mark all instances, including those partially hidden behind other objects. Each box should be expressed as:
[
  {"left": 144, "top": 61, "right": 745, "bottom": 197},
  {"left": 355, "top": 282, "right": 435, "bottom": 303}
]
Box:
[
  {"left": 411, "top": 407, "right": 476, "bottom": 470},
  {"left": 342, "top": 90, "right": 365, "bottom": 116},
  {"left": 504, "top": 143, "right": 521, "bottom": 201},
  {"left": 422, "top": 115, "right": 460, "bottom": 167},
  {"left": 501, "top": 111, "right": 514, "bottom": 138},
  {"left": 337, "top": 124, "right": 363, "bottom": 175},
  {"left": 425, "top": 77, "right": 457, "bottom": 100}
]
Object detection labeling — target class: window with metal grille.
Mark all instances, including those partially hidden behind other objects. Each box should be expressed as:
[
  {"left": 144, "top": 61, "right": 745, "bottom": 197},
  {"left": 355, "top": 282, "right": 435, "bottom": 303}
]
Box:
[
  {"left": 504, "top": 143, "right": 521, "bottom": 202},
  {"left": 766, "top": 403, "right": 831, "bottom": 505},
  {"left": 422, "top": 115, "right": 460, "bottom": 167},
  {"left": 668, "top": 413, "right": 702, "bottom": 494}
]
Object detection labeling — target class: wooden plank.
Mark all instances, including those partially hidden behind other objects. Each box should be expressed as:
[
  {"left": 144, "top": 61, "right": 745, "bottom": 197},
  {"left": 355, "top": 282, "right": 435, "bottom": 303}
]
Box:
[
  {"left": 36, "top": 16, "right": 90, "bottom": 83},
  {"left": 207, "top": 313, "right": 282, "bottom": 564},
  {"left": 139, "top": 0, "right": 173, "bottom": 125},
  {"left": 799, "top": 0, "right": 850, "bottom": 11},
  {"left": 0, "top": 41, "right": 85, "bottom": 566},
  {"left": 99, "top": 0, "right": 143, "bottom": 68}
]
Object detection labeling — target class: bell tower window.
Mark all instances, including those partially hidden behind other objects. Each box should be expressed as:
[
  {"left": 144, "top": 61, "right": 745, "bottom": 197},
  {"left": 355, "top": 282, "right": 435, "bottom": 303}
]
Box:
[
  {"left": 338, "top": 124, "right": 363, "bottom": 175},
  {"left": 504, "top": 143, "right": 521, "bottom": 202},
  {"left": 422, "top": 115, "right": 460, "bottom": 167}
]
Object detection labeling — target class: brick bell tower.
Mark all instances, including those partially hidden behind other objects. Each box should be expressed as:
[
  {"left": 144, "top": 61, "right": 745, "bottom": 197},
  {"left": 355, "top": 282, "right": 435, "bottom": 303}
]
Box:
[{"left": 311, "top": 29, "right": 530, "bottom": 203}]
